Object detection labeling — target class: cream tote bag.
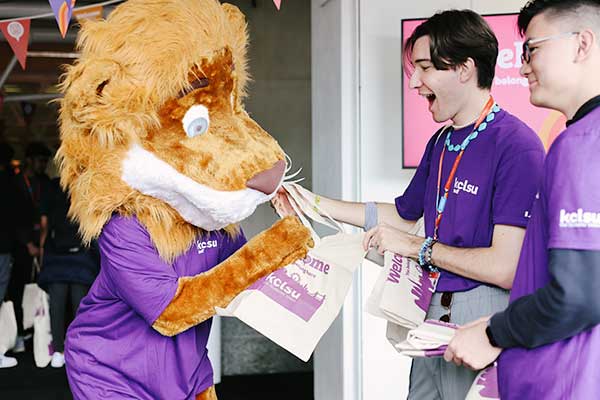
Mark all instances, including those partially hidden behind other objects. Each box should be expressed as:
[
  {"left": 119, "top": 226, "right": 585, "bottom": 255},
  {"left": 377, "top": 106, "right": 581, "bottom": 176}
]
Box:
[
  {"left": 217, "top": 183, "right": 365, "bottom": 361},
  {"left": 364, "top": 218, "right": 440, "bottom": 346}
]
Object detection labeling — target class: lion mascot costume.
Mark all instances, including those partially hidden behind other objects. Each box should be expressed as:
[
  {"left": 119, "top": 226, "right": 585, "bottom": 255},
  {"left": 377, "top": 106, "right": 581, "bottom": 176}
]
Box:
[{"left": 56, "top": 1, "right": 313, "bottom": 399}]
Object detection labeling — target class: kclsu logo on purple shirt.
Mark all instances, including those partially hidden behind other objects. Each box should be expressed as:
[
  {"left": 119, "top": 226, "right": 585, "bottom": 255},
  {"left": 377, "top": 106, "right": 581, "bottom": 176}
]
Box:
[
  {"left": 453, "top": 177, "right": 479, "bottom": 195},
  {"left": 559, "top": 208, "right": 600, "bottom": 228},
  {"left": 196, "top": 239, "right": 218, "bottom": 254}
]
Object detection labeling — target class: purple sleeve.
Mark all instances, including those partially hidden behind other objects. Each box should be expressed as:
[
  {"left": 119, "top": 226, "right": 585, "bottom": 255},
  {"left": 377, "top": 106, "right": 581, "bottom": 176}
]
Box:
[
  {"left": 99, "top": 217, "right": 179, "bottom": 326},
  {"left": 218, "top": 228, "right": 247, "bottom": 263},
  {"left": 547, "top": 137, "right": 600, "bottom": 251},
  {"left": 493, "top": 148, "right": 544, "bottom": 228},
  {"left": 395, "top": 132, "right": 440, "bottom": 221}
]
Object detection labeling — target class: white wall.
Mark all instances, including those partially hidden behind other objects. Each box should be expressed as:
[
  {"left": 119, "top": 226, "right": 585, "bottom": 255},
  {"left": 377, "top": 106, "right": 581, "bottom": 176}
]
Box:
[
  {"left": 312, "top": 1, "right": 527, "bottom": 399},
  {"left": 312, "top": 0, "right": 361, "bottom": 399}
]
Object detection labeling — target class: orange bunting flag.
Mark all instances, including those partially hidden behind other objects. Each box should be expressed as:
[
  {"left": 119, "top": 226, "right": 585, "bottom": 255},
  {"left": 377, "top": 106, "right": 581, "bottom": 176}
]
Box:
[
  {"left": 273, "top": 0, "right": 282, "bottom": 10},
  {"left": 0, "top": 19, "right": 31, "bottom": 69},
  {"left": 48, "top": 0, "right": 77, "bottom": 38},
  {"left": 73, "top": 5, "right": 103, "bottom": 22}
]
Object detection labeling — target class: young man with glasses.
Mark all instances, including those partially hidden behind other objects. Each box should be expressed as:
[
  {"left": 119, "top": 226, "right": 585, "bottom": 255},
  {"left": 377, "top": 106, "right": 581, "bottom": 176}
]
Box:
[
  {"left": 445, "top": 1, "right": 600, "bottom": 398},
  {"left": 275, "top": 9, "right": 544, "bottom": 399}
]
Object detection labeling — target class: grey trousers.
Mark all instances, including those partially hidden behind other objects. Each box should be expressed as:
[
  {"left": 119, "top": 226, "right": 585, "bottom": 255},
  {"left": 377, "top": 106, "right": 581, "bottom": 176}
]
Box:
[
  {"left": 0, "top": 254, "right": 12, "bottom": 302},
  {"left": 407, "top": 285, "right": 509, "bottom": 400}
]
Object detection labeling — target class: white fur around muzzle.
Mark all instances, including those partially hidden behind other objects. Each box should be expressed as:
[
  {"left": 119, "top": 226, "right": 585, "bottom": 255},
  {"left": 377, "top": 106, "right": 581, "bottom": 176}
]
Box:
[{"left": 121, "top": 144, "right": 279, "bottom": 231}]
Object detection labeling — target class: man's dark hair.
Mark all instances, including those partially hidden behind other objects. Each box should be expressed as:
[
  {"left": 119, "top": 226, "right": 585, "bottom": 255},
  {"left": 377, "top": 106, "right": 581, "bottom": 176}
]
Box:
[
  {"left": 403, "top": 9, "right": 499, "bottom": 89},
  {"left": 518, "top": 0, "right": 600, "bottom": 35}
]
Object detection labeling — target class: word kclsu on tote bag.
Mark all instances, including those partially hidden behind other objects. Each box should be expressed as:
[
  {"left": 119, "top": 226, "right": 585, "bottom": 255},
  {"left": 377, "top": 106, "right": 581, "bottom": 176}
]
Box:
[{"left": 217, "top": 183, "right": 365, "bottom": 361}]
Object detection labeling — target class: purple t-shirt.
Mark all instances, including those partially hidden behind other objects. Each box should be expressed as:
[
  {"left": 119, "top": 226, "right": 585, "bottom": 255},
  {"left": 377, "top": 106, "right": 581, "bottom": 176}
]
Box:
[
  {"left": 396, "top": 109, "right": 544, "bottom": 292},
  {"left": 498, "top": 107, "right": 600, "bottom": 399},
  {"left": 65, "top": 215, "right": 246, "bottom": 400}
]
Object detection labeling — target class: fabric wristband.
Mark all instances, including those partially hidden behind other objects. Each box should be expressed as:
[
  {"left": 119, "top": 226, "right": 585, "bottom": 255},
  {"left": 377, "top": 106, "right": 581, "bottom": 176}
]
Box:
[{"left": 364, "top": 202, "right": 378, "bottom": 231}]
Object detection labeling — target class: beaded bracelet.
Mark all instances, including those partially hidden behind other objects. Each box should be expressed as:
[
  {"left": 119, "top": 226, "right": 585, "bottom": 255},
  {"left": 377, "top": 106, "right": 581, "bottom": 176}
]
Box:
[
  {"left": 426, "top": 239, "right": 436, "bottom": 265},
  {"left": 418, "top": 237, "right": 438, "bottom": 272}
]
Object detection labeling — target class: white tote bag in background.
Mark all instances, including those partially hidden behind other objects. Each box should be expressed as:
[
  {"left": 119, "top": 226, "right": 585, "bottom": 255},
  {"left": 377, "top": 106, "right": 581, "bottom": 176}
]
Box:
[
  {"left": 0, "top": 301, "right": 17, "bottom": 355},
  {"left": 32, "top": 289, "right": 53, "bottom": 367},
  {"left": 22, "top": 282, "right": 44, "bottom": 330},
  {"left": 217, "top": 183, "right": 365, "bottom": 361}
]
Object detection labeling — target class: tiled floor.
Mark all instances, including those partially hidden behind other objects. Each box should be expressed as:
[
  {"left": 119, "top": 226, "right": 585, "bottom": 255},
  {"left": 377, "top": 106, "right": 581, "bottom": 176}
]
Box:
[{"left": 0, "top": 349, "right": 313, "bottom": 400}]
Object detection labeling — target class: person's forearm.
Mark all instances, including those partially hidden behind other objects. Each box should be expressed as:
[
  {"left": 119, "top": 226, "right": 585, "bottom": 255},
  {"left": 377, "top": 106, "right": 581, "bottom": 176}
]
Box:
[
  {"left": 423, "top": 225, "right": 525, "bottom": 289},
  {"left": 316, "top": 196, "right": 365, "bottom": 228},
  {"left": 428, "top": 243, "right": 516, "bottom": 289},
  {"left": 40, "top": 216, "right": 48, "bottom": 249},
  {"left": 318, "top": 196, "right": 416, "bottom": 232},
  {"left": 376, "top": 203, "right": 417, "bottom": 232},
  {"left": 490, "top": 249, "right": 600, "bottom": 349}
]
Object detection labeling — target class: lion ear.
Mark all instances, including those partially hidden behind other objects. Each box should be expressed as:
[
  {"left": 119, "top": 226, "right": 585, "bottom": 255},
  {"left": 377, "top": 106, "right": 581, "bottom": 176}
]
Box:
[
  {"left": 59, "top": 59, "right": 146, "bottom": 147},
  {"left": 60, "top": 59, "right": 122, "bottom": 121}
]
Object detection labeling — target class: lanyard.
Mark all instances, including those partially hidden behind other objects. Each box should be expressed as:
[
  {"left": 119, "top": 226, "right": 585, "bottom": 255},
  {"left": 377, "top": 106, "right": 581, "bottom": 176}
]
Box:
[
  {"left": 433, "top": 97, "right": 495, "bottom": 240},
  {"left": 23, "top": 174, "right": 40, "bottom": 205}
]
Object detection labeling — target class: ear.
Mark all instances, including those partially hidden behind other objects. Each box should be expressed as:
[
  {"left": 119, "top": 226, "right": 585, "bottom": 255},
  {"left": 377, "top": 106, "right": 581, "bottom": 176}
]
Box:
[
  {"left": 61, "top": 59, "right": 120, "bottom": 110},
  {"left": 458, "top": 57, "right": 477, "bottom": 84},
  {"left": 59, "top": 59, "right": 154, "bottom": 147},
  {"left": 575, "top": 29, "right": 596, "bottom": 62}
]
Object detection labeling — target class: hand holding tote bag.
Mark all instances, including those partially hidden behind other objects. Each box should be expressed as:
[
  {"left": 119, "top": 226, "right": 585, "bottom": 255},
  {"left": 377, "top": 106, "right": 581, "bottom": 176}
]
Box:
[
  {"left": 366, "top": 250, "right": 438, "bottom": 329},
  {"left": 23, "top": 258, "right": 42, "bottom": 330},
  {"left": 216, "top": 183, "right": 365, "bottom": 361},
  {"left": 365, "top": 218, "right": 439, "bottom": 346}
]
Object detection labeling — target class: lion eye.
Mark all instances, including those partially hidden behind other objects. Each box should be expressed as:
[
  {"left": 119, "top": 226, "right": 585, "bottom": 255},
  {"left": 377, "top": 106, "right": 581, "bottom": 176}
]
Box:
[
  {"left": 182, "top": 105, "right": 210, "bottom": 138},
  {"left": 187, "top": 118, "right": 208, "bottom": 137}
]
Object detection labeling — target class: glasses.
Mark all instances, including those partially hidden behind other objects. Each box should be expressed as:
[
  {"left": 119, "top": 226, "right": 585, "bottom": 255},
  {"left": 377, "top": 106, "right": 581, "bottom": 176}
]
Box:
[
  {"left": 439, "top": 292, "right": 453, "bottom": 323},
  {"left": 521, "top": 31, "right": 579, "bottom": 64}
]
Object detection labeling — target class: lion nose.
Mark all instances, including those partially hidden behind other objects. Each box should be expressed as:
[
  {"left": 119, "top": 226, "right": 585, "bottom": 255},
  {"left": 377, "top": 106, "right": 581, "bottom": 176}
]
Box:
[{"left": 246, "top": 159, "right": 286, "bottom": 195}]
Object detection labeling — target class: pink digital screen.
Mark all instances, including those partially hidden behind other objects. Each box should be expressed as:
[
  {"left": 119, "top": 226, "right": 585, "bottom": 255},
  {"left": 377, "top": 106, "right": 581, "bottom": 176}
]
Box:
[{"left": 402, "top": 14, "right": 565, "bottom": 168}]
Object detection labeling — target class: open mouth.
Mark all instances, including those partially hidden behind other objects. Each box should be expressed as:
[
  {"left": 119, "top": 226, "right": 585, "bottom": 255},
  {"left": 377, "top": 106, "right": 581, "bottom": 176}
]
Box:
[{"left": 421, "top": 93, "right": 436, "bottom": 109}]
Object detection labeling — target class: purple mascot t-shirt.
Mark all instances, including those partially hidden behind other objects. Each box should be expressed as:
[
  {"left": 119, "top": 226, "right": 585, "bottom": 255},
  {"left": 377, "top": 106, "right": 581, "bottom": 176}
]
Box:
[
  {"left": 396, "top": 109, "right": 545, "bottom": 292},
  {"left": 65, "top": 215, "right": 246, "bottom": 400},
  {"left": 498, "top": 107, "right": 600, "bottom": 399}
]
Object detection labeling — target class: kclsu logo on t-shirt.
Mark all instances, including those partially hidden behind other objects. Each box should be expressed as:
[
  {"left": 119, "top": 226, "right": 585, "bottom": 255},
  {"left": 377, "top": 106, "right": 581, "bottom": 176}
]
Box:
[
  {"left": 196, "top": 239, "right": 218, "bottom": 254},
  {"left": 559, "top": 208, "right": 600, "bottom": 228},
  {"left": 453, "top": 177, "right": 479, "bottom": 195}
]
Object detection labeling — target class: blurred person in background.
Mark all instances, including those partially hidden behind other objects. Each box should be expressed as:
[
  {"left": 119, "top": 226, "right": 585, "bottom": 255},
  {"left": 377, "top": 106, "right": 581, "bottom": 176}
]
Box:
[
  {"left": 7, "top": 141, "right": 52, "bottom": 353},
  {"left": 0, "top": 141, "right": 18, "bottom": 368},
  {"left": 38, "top": 178, "right": 100, "bottom": 368}
]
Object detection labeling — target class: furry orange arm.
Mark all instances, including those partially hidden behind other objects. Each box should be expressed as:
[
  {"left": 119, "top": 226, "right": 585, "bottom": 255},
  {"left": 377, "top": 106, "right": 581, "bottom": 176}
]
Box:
[{"left": 152, "top": 216, "right": 313, "bottom": 336}]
